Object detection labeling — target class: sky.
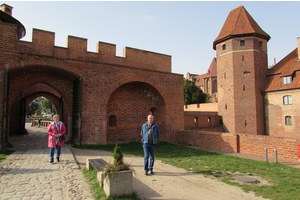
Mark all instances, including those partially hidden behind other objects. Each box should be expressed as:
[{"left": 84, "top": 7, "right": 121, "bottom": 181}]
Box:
[{"left": 4, "top": 1, "right": 300, "bottom": 77}]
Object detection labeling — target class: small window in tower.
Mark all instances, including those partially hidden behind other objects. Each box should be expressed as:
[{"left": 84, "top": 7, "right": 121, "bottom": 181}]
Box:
[
  {"left": 244, "top": 120, "right": 247, "bottom": 127},
  {"left": 222, "top": 44, "right": 226, "bottom": 50},
  {"left": 242, "top": 55, "right": 244, "bottom": 61},
  {"left": 285, "top": 116, "right": 292, "bottom": 125},
  {"left": 244, "top": 71, "right": 250, "bottom": 77},
  {"left": 240, "top": 40, "right": 245, "bottom": 46},
  {"left": 243, "top": 84, "right": 245, "bottom": 91},
  {"left": 225, "top": 103, "right": 227, "bottom": 110},
  {"left": 259, "top": 41, "right": 263, "bottom": 48},
  {"left": 224, "top": 73, "right": 226, "bottom": 79}
]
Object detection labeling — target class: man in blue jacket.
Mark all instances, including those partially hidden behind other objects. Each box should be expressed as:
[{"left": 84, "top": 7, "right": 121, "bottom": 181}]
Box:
[{"left": 141, "top": 114, "right": 160, "bottom": 175}]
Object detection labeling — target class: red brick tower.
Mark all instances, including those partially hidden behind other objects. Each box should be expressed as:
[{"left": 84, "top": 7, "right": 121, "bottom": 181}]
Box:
[{"left": 213, "top": 6, "right": 270, "bottom": 135}]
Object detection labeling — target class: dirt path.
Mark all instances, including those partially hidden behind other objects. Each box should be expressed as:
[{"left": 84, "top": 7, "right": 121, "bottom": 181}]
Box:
[{"left": 70, "top": 147, "right": 269, "bottom": 200}]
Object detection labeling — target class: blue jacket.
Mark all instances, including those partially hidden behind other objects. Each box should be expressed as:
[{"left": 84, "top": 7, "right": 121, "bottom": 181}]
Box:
[{"left": 141, "top": 122, "right": 160, "bottom": 144}]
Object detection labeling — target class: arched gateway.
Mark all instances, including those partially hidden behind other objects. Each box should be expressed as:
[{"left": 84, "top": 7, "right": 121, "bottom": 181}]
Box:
[{"left": 0, "top": 4, "right": 184, "bottom": 150}]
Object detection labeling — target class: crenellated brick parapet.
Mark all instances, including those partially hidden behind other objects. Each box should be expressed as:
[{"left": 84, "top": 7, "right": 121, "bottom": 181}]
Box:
[{"left": 0, "top": 22, "right": 171, "bottom": 73}]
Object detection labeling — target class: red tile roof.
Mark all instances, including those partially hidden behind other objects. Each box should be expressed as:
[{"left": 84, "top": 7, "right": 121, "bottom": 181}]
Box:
[
  {"left": 268, "top": 48, "right": 300, "bottom": 76},
  {"left": 213, "top": 5, "right": 270, "bottom": 50},
  {"left": 265, "top": 48, "right": 300, "bottom": 92}
]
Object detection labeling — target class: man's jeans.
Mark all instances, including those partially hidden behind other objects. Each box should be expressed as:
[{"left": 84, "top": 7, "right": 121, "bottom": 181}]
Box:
[
  {"left": 143, "top": 143, "right": 156, "bottom": 172},
  {"left": 50, "top": 145, "right": 61, "bottom": 160}
]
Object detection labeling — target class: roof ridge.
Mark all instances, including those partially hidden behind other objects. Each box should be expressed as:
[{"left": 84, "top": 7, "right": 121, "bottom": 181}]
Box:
[
  {"left": 242, "top": 6, "right": 255, "bottom": 33},
  {"left": 213, "top": 5, "right": 270, "bottom": 50}
]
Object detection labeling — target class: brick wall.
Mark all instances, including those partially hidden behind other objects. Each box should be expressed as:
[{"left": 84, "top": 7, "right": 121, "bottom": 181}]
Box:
[
  {"left": 0, "top": 22, "right": 184, "bottom": 146},
  {"left": 239, "top": 134, "right": 300, "bottom": 162},
  {"left": 176, "top": 130, "right": 300, "bottom": 162},
  {"left": 184, "top": 103, "right": 218, "bottom": 112},
  {"left": 184, "top": 111, "right": 221, "bottom": 129},
  {"left": 0, "top": 69, "right": 4, "bottom": 147},
  {"left": 107, "top": 82, "right": 166, "bottom": 144},
  {"left": 176, "top": 130, "right": 238, "bottom": 152}
]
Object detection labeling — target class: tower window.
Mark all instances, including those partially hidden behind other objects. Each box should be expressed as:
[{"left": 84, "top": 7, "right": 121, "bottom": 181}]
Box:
[
  {"left": 242, "top": 55, "right": 244, "bottom": 61},
  {"left": 225, "top": 103, "right": 227, "bottom": 110},
  {"left": 259, "top": 41, "right": 263, "bottom": 48},
  {"left": 283, "top": 95, "right": 292, "bottom": 105},
  {"left": 244, "top": 71, "right": 250, "bottom": 77},
  {"left": 285, "top": 116, "right": 292, "bottom": 125},
  {"left": 240, "top": 40, "right": 245, "bottom": 46},
  {"left": 222, "top": 44, "right": 226, "bottom": 50}
]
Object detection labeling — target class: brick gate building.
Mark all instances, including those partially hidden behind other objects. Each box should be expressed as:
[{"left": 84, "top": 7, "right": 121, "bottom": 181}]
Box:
[{"left": 0, "top": 4, "right": 184, "bottom": 149}]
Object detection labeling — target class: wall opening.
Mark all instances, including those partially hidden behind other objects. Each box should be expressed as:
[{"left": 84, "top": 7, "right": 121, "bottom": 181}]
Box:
[{"left": 109, "top": 115, "right": 116, "bottom": 127}]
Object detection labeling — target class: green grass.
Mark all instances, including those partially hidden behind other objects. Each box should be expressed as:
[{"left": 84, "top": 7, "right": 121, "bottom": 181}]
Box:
[
  {"left": 75, "top": 142, "right": 300, "bottom": 200},
  {"left": 82, "top": 168, "right": 140, "bottom": 200},
  {"left": 0, "top": 150, "right": 14, "bottom": 163}
]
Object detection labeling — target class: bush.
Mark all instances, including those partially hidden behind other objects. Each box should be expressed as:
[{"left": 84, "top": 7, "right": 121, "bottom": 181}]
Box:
[{"left": 102, "top": 144, "right": 132, "bottom": 179}]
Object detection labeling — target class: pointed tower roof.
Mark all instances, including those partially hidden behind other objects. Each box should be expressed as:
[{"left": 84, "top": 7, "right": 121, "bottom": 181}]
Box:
[{"left": 213, "top": 6, "right": 270, "bottom": 50}]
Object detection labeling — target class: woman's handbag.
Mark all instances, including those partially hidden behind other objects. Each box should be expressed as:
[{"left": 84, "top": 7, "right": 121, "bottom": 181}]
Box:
[{"left": 59, "top": 135, "right": 66, "bottom": 141}]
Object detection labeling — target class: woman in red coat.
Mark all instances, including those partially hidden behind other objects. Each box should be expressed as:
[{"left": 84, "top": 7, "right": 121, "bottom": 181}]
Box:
[{"left": 47, "top": 114, "right": 66, "bottom": 163}]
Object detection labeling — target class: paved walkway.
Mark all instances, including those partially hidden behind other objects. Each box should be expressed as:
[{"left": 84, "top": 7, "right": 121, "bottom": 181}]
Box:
[
  {"left": 0, "top": 125, "right": 94, "bottom": 200},
  {"left": 1, "top": 124, "right": 299, "bottom": 200}
]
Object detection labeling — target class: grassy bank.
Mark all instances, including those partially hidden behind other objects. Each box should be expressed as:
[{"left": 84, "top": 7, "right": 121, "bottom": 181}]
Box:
[
  {"left": 75, "top": 142, "right": 300, "bottom": 200},
  {"left": 0, "top": 150, "right": 14, "bottom": 163}
]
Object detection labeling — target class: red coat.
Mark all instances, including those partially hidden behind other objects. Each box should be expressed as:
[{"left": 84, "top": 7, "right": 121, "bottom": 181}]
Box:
[{"left": 47, "top": 121, "right": 67, "bottom": 148}]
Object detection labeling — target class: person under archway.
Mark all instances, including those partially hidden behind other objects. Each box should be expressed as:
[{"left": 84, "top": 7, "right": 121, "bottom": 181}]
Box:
[{"left": 47, "top": 114, "right": 66, "bottom": 163}]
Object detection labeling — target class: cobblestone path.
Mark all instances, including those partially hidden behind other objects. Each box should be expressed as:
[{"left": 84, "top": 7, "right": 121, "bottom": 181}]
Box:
[{"left": 0, "top": 126, "right": 94, "bottom": 200}]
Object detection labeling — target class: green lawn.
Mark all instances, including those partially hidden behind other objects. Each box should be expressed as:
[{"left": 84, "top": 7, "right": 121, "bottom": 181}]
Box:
[{"left": 75, "top": 142, "right": 300, "bottom": 200}]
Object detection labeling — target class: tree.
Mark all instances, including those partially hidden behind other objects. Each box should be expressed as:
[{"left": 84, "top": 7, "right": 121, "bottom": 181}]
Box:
[
  {"left": 184, "top": 79, "right": 208, "bottom": 105},
  {"left": 26, "top": 101, "right": 40, "bottom": 116},
  {"left": 26, "top": 97, "right": 52, "bottom": 116},
  {"left": 42, "top": 98, "right": 52, "bottom": 113}
]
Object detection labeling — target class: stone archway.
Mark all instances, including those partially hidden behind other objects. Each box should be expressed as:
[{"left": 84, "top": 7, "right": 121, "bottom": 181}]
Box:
[
  {"left": 5, "top": 65, "right": 80, "bottom": 146},
  {"left": 107, "top": 81, "right": 166, "bottom": 144}
]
